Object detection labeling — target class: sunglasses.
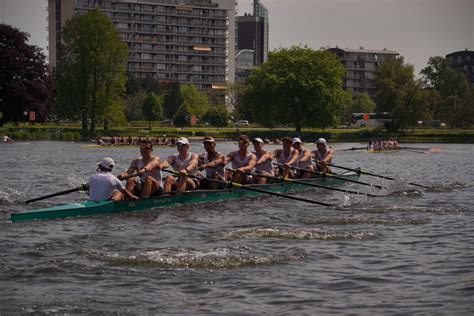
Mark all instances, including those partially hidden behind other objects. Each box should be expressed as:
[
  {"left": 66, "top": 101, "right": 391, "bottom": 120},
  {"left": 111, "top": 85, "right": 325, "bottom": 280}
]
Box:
[{"left": 140, "top": 147, "right": 152, "bottom": 151}]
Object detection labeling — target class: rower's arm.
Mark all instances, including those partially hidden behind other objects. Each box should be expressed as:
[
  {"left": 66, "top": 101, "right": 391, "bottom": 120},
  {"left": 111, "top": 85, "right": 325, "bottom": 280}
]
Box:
[
  {"left": 224, "top": 153, "right": 234, "bottom": 166},
  {"left": 286, "top": 150, "right": 299, "bottom": 165},
  {"left": 118, "top": 159, "right": 139, "bottom": 179},
  {"left": 256, "top": 151, "right": 273, "bottom": 165},
  {"left": 185, "top": 153, "right": 199, "bottom": 173},
  {"left": 241, "top": 153, "right": 257, "bottom": 172},
  {"left": 143, "top": 156, "right": 161, "bottom": 171},
  {"left": 205, "top": 153, "right": 225, "bottom": 168}
]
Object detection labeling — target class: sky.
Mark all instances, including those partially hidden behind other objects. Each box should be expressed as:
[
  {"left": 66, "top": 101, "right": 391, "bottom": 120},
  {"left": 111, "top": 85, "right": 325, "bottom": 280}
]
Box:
[{"left": 1, "top": 0, "right": 473, "bottom": 75}]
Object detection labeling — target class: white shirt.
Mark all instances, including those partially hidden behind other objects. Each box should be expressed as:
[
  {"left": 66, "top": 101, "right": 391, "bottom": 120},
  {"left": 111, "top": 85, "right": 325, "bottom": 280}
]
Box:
[{"left": 88, "top": 171, "right": 125, "bottom": 201}]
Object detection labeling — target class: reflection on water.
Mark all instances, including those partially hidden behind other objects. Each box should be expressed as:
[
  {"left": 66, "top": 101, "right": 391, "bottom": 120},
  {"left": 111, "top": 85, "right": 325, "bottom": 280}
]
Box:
[{"left": 0, "top": 141, "right": 473, "bottom": 314}]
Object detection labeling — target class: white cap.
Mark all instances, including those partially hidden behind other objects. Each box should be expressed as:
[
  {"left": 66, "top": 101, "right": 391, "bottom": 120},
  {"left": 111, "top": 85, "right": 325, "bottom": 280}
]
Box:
[
  {"left": 252, "top": 137, "right": 264, "bottom": 144},
  {"left": 98, "top": 157, "right": 115, "bottom": 170},
  {"left": 317, "top": 138, "right": 327, "bottom": 147},
  {"left": 292, "top": 137, "right": 302, "bottom": 145},
  {"left": 177, "top": 137, "right": 189, "bottom": 145},
  {"left": 202, "top": 136, "right": 215, "bottom": 143}
]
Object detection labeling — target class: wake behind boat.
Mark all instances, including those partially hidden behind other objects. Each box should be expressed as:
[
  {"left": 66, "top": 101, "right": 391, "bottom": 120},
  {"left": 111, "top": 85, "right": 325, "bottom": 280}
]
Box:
[{"left": 10, "top": 173, "right": 359, "bottom": 222}]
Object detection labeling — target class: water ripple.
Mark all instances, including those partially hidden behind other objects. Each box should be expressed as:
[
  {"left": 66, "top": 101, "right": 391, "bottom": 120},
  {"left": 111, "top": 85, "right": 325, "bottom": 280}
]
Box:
[
  {"left": 215, "top": 228, "right": 374, "bottom": 240},
  {"left": 83, "top": 247, "right": 307, "bottom": 269},
  {"left": 300, "top": 217, "right": 429, "bottom": 226}
]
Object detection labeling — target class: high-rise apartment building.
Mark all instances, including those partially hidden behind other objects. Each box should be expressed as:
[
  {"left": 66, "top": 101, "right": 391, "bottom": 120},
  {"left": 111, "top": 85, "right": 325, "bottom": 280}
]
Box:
[
  {"left": 326, "top": 47, "right": 399, "bottom": 99},
  {"left": 235, "top": 0, "right": 268, "bottom": 65},
  {"left": 48, "top": 0, "right": 236, "bottom": 90},
  {"left": 446, "top": 49, "right": 474, "bottom": 86}
]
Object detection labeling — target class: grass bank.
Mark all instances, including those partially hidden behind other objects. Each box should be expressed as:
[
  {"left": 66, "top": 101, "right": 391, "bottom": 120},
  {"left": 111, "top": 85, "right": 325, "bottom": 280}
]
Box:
[{"left": 1, "top": 123, "right": 474, "bottom": 143}]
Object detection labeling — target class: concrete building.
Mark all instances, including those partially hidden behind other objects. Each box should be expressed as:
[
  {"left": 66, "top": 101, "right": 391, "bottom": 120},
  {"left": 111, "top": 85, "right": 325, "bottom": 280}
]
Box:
[
  {"left": 326, "top": 47, "right": 399, "bottom": 99},
  {"left": 234, "top": 0, "right": 268, "bottom": 82},
  {"left": 48, "top": 0, "right": 236, "bottom": 91},
  {"left": 446, "top": 49, "right": 474, "bottom": 86}
]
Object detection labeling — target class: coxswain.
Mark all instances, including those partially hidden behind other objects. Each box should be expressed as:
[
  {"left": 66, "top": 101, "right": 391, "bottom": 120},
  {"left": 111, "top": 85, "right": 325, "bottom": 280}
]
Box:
[
  {"left": 273, "top": 136, "right": 298, "bottom": 178},
  {"left": 198, "top": 136, "right": 225, "bottom": 189},
  {"left": 252, "top": 137, "right": 274, "bottom": 184},
  {"left": 118, "top": 141, "right": 164, "bottom": 198},
  {"left": 312, "top": 138, "right": 334, "bottom": 173},
  {"left": 89, "top": 157, "right": 138, "bottom": 202},
  {"left": 291, "top": 137, "right": 314, "bottom": 178},
  {"left": 161, "top": 137, "right": 199, "bottom": 192},
  {"left": 224, "top": 135, "right": 257, "bottom": 184}
]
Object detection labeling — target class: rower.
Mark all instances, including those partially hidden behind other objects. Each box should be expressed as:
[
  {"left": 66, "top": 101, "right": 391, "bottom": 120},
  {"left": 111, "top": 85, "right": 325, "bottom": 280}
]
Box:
[
  {"left": 252, "top": 137, "right": 274, "bottom": 184},
  {"left": 312, "top": 138, "right": 334, "bottom": 173},
  {"left": 273, "top": 136, "right": 298, "bottom": 178},
  {"left": 89, "top": 157, "right": 138, "bottom": 202},
  {"left": 224, "top": 135, "right": 257, "bottom": 184},
  {"left": 118, "top": 141, "right": 164, "bottom": 198},
  {"left": 198, "top": 136, "right": 225, "bottom": 189},
  {"left": 161, "top": 137, "right": 199, "bottom": 192},
  {"left": 291, "top": 137, "right": 314, "bottom": 178},
  {"left": 3, "top": 135, "right": 13, "bottom": 143}
]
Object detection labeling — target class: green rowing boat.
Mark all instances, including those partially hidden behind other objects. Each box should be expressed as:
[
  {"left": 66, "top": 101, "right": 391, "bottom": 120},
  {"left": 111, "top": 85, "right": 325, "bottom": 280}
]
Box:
[{"left": 10, "top": 174, "right": 359, "bottom": 222}]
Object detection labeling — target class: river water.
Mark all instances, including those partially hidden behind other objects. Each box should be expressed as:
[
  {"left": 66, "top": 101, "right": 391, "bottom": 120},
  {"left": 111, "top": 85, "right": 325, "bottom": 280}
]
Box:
[{"left": 0, "top": 141, "right": 473, "bottom": 314}]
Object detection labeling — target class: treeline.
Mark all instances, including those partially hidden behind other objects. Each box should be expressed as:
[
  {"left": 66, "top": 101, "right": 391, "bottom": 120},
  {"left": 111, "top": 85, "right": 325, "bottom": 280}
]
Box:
[{"left": 1, "top": 9, "right": 473, "bottom": 137}]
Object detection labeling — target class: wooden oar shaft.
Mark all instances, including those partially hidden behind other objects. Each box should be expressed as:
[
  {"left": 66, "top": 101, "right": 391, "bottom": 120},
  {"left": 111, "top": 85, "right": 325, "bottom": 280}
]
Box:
[
  {"left": 274, "top": 163, "right": 385, "bottom": 189},
  {"left": 318, "top": 161, "right": 431, "bottom": 189},
  {"left": 163, "top": 169, "right": 334, "bottom": 207},
  {"left": 225, "top": 168, "right": 383, "bottom": 197}
]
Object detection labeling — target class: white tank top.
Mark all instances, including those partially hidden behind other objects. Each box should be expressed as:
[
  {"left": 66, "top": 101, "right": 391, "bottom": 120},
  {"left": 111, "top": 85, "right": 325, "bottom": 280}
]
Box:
[
  {"left": 201, "top": 152, "right": 225, "bottom": 178},
  {"left": 313, "top": 149, "right": 333, "bottom": 171},
  {"left": 296, "top": 148, "right": 312, "bottom": 169},
  {"left": 171, "top": 153, "right": 196, "bottom": 175},
  {"left": 254, "top": 150, "right": 274, "bottom": 175},
  {"left": 230, "top": 151, "right": 254, "bottom": 169},
  {"left": 137, "top": 158, "right": 162, "bottom": 184},
  {"left": 277, "top": 150, "right": 294, "bottom": 164}
]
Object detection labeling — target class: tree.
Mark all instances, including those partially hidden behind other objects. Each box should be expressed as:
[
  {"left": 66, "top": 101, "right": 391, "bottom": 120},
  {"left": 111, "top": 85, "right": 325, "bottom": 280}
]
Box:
[
  {"left": 0, "top": 24, "right": 53, "bottom": 126},
  {"left": 203, "top": 104, "right": 228, "bottom": 127},
  {"left": 180, "top": 84, "right": 210, "bottom": 119},
  {"left": 375, "top": 58, "right": 428, "bottom": 131},
  {"left": 244, "top": 46, "right": 349, "bottom": 131},
  {"left": 173, "top": 104, "right": 191, "bottom": 127},
  {"left": 420, "top": 56, "right": 471, "bottom": 127},
  {"left": 163, "top": 81, "right": 182, "bottom": 119},
  {"left": 142, "top": 92, "right": 163, "bottom": 121},
  {"left": 124, "top": 90, "right": 146, "bottom": 121},
  {"left": 56, "top": 9, "right": 128, "bottom": 137}
]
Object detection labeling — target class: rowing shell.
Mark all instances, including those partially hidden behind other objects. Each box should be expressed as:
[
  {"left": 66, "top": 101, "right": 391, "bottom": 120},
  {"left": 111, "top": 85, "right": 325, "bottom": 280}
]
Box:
[{"left": 10, "top": 173, "right": 359, "bottom": 222}]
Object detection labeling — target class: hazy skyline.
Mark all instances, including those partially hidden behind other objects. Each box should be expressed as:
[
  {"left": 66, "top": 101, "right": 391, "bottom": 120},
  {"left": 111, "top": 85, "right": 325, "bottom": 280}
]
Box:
[{"left": 1, "top": 0, "right": 473, "bottom": 74}]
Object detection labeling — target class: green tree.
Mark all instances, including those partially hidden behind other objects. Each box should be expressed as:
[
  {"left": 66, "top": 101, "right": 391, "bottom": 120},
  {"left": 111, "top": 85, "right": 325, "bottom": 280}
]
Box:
[
  {"left": 244, "top": 46, "right": 349, "bottom": 131},
  {"left": 124, "top": 90, "right": 146, "bottom": 121},
  {"left": 173, "top": 104, "right": 191, "bottom": 127},
  {"left": 374, "top": 58, "right": 427, "bottom": 131},
  {"left": 56, "top": 9, "right": 128, "bottom": 137},
  {"left": 142, "top": 92, "right": 163, "bottom": 121},
  {"left": 420, "top": 56, "right": 471, "bottom": 127},
  {"left": 180, "top": 84, "right": 210, "bottom": 119},
  {"left": 0, "top": 24, "right": 53, "bottom": 126},
  {"left": 203, "top": 104, "right": 228, "bottom": 127},
  {"left": 163, "top": 81, "right": 182, "bottom": 119}
]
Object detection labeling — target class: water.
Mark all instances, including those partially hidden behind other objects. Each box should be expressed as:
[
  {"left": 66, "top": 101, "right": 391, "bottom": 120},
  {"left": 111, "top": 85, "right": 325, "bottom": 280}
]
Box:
[{"left": 1, "top": 141, "right": 473, "bottom": 314}]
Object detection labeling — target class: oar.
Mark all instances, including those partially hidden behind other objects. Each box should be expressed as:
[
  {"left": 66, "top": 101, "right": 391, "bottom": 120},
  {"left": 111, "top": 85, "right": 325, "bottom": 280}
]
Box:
[
  {"left": 336, "top": 146, "right": 368, "bottom": 152},
  {"left": 225, "top": 168, "right": 384, "bottom": 197},
  {"left": 24, "top": 184, "right": 89, "bottom": 204},
  {"left": 162, "top": 169, "right": 334, "bottom": 207},
  {"left": 23, "top": 173, "right": 140, "bottom": 204},
  {"left": 274, "top": 163, "right": 385, "bottom": 189},
  {"left": 315, "top": 161, "right": 431, "bottom": 189}
]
